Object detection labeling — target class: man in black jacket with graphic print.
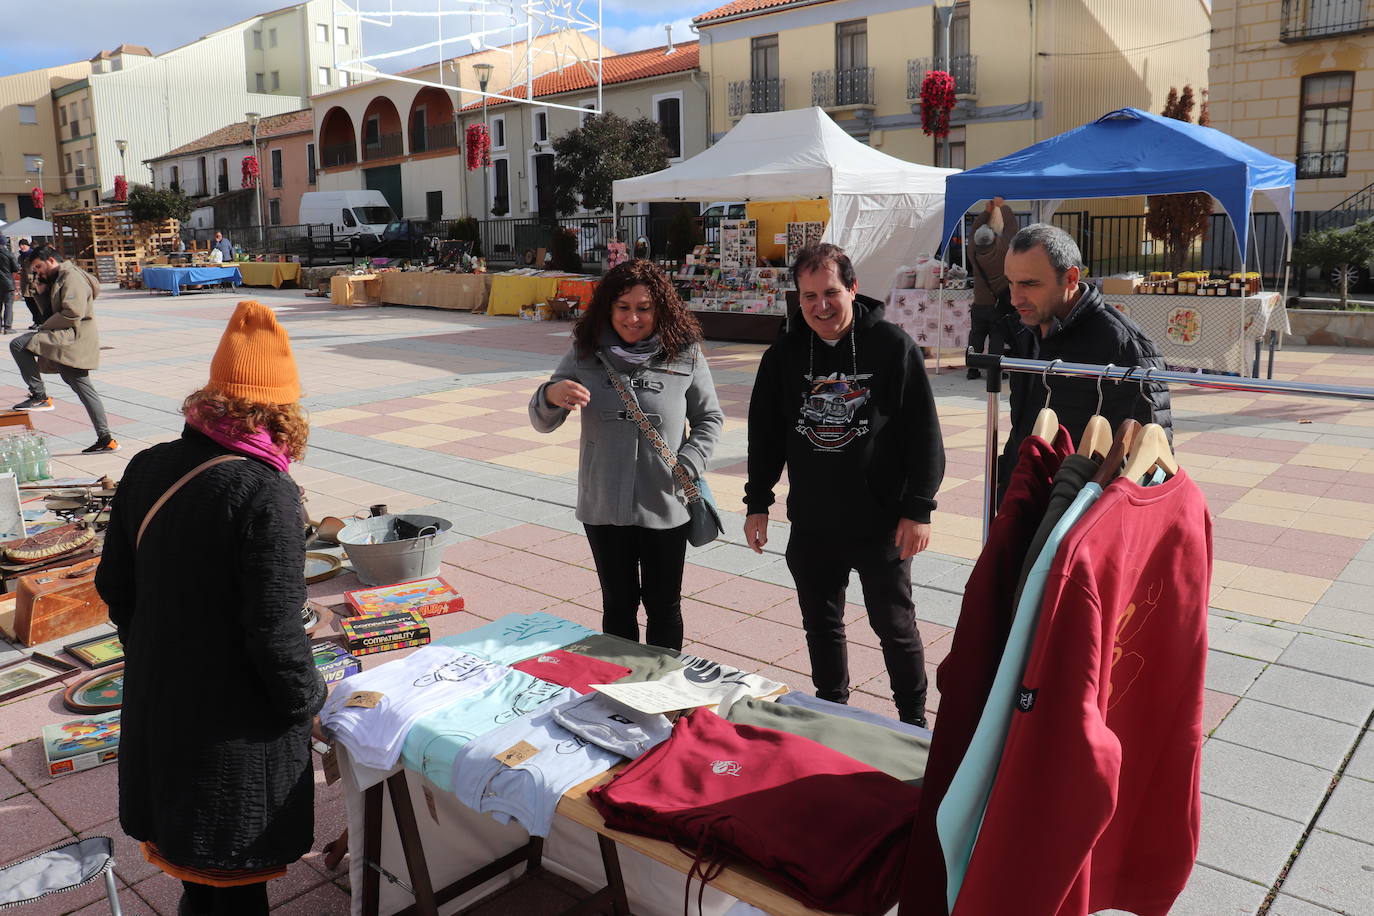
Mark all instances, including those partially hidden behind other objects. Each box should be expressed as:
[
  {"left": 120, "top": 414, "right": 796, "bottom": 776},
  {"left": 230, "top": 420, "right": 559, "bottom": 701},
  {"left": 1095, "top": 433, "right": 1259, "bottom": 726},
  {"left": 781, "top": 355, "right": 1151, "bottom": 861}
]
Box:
[
  {"left": 744, "top": 243, "right": 945, "bottom": 727},
  {"left": 998, "top": 224, "right": 1171, "bottom": 506}
]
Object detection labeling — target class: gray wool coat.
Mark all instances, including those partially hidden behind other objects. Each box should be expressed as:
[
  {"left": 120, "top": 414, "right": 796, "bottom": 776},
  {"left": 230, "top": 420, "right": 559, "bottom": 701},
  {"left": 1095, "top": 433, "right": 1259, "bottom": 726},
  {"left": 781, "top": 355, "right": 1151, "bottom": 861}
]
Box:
[{"left": 530, "top": 343, "right": 723, "bottom": 528}]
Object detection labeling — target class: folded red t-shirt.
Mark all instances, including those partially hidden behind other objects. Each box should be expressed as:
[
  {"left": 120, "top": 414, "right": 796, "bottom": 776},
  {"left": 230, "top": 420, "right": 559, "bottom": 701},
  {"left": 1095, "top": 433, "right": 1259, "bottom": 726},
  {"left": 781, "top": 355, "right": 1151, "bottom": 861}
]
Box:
[
  {"left": 590, "top": 708, "right": 921, "bottom": 915},
  {"left": 512, "top": 649, "right": 631, "bottom": 694}
]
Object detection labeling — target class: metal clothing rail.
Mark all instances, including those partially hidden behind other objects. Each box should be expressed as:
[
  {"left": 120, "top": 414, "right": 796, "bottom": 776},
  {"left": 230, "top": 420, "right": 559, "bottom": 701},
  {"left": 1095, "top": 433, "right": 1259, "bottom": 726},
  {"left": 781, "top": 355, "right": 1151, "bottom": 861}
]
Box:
[{"left": 965, "top": 351, "right": 1374, "bottom": 542}]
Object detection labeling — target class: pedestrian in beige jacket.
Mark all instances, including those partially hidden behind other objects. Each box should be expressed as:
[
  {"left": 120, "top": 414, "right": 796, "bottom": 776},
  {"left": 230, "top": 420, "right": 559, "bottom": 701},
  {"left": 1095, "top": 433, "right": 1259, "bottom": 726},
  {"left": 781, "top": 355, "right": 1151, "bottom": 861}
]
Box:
[{"left": 12, "top": 246, "right": 118, "bottom": 452}]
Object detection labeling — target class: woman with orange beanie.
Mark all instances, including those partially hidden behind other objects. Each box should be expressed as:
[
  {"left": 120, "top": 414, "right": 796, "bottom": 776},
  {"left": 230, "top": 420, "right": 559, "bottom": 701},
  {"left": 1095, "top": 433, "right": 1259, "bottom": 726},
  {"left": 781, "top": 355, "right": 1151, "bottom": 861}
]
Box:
[{"left": 96, "top": 300, "right": 325, "bottom": 916}]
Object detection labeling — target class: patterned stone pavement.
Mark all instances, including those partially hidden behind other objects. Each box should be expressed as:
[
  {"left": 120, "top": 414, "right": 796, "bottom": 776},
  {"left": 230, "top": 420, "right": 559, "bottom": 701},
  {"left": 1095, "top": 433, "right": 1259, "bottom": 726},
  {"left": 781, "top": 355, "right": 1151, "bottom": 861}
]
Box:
[{"left": 0, "top": 284, "right": 1371, "bottom": 915}]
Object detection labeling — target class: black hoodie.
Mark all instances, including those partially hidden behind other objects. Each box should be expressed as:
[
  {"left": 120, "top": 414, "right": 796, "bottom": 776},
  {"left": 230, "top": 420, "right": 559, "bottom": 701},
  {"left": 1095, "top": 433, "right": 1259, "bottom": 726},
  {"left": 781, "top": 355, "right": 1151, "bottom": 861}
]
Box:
[{"left": 745, "top": 295, "right": 945, "bottom": 530}]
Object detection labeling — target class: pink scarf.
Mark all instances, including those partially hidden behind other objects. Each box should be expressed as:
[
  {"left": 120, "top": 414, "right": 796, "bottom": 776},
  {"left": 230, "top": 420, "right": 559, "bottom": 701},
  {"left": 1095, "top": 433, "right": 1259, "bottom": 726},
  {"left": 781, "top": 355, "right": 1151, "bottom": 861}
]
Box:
[{"left": 188, "top": 410, "right": 292, "bottom": 473}]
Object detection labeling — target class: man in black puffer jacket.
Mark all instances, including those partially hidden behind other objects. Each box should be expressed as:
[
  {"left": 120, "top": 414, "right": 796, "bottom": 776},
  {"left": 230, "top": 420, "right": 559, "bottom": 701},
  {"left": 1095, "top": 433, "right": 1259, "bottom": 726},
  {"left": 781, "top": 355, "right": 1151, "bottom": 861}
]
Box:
[{"left": 997, "top": 224, "right": 1171, "bottom": 506}]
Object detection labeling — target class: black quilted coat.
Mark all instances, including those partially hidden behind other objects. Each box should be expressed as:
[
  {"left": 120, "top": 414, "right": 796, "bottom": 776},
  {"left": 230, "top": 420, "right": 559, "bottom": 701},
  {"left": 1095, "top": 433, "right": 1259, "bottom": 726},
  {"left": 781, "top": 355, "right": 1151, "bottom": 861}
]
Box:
[{"left": 96, "top": 426, "right": 325, "bottom": 871}]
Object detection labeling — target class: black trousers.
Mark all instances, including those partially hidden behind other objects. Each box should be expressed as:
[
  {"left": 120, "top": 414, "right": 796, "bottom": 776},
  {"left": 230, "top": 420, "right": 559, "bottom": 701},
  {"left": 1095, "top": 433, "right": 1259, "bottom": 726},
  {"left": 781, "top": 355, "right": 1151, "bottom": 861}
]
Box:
[
  {"left": 22, "top": 296, "right": 42, "bottom": 327},
  {"left": 180, "top": 879, "right": 269, "bottom": 915},
  {"left": 0, "top": 286, "right": 11, "bottom": 331},
  {"left": 584, "top": 522, "right": 689, "bottom": 651},
  {"left": 785, "top": 527, "right": 928, "bottom": 723},
  {"left": 967, "top": 304, "right": 1007, "bottom": 364}
]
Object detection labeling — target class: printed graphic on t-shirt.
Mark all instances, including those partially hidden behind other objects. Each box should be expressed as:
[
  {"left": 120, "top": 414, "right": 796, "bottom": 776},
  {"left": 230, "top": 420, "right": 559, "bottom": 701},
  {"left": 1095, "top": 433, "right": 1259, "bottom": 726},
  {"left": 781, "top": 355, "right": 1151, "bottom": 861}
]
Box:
[
  {"left": 678, "top": 654, "right": 752, "bottom": 688},
  {"left": 494, "top": 678, "right": 566, "bottom": 724},
  {"left": 797, "top": 371, "right": 872, "bottom": 450},
  {"left": 711, "top": 759, "right": 742, "bottom": 776},
  {"left": 1108, "top": 579, "right": 1162, "bottom": 709},
  {"left": 503, "top": 616, "right": 567, "bottom": 643},
  {"left": 413, "top": 654, "right": 497, "bottom": 689}
]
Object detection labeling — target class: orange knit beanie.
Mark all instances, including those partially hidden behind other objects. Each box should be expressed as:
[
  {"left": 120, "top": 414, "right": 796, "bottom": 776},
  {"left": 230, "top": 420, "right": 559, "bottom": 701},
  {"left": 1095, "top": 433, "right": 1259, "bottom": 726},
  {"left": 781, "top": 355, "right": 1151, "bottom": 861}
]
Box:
[{"left": 208, "top": 300, "right": 301, "bottom": 403}]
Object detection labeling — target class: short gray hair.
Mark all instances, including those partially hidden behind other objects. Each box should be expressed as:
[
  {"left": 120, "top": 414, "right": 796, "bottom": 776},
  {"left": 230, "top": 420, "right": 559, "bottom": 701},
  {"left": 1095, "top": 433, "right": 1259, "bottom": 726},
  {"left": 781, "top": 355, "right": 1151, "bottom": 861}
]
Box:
[{"left": 1009, "top": 223, "right": 1083, "bottom": 279}]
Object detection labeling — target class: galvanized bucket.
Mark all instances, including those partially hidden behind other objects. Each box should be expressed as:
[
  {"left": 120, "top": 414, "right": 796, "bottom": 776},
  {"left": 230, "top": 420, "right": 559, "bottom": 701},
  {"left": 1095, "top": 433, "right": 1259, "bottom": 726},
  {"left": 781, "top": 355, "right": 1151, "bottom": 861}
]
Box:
[{"left": 335, "top": 513, "right": 455, "bottom": 586}]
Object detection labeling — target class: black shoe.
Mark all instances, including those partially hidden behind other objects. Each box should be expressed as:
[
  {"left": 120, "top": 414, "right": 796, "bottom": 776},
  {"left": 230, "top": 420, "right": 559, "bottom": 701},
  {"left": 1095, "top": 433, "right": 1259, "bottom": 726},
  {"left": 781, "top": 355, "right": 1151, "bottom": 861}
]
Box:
[
  {"left": 81, "top": 436, "right": 119, "bottom": 453},
  {"left": 966, "top": 368, "right": 981, "bottom": 379},
  {"left": 28, "top": 324, "right": 39, "bottom": 330},
  {"left": 13, "top": 395, "right": 53, "bottom": 411},
  {"left": 901, "top": 715, "right": 930, "bottom": 730}
]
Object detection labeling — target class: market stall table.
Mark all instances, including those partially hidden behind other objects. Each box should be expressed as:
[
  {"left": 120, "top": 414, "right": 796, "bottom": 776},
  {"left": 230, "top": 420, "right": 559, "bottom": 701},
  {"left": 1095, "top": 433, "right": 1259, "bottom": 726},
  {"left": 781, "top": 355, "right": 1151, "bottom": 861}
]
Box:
[
  {"left": 1100, "top": 291, "right": 1287, "bottom": 377},
  {"left": 379, "top": 272, "right": 491, "bottom": 311},
  {"left": 236, "top": 261, "right": 302, "bottom": 288},
  {"left": 555, "top": 277, "right": 598, "bottom": 310},
  {"left": 885, "top": 288, "right": 973, "bottom": 372},
  {"left": 332, "top": 274, "right": 382, "bottom": 307},
  {"left": 141, "top": 265, "right": 242, "bottom": 296},
  {"left": 487, "top": 273, "right": 574, "bottom": 316}
]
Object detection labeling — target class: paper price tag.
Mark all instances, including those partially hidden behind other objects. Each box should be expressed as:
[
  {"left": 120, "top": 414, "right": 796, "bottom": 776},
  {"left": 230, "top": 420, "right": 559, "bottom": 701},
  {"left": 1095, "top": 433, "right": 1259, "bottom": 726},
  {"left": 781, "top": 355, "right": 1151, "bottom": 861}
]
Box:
[
  {"left": 423, "top": 785, "right": 440, "bottom": 823},
  {"left": 321, "top": 744, "right": 341, "bottom": 785},
  {"left": 345, "top": 691, "right": 384, "bottom": 709},
  {"left": 494, "top": 740, "right": 540, "bottom": 767}
]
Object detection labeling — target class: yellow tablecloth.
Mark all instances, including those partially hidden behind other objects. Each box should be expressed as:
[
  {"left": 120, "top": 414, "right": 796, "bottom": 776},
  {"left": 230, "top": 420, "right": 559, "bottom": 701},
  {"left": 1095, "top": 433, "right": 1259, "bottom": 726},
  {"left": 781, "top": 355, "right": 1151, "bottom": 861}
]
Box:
[
  {"left": 237, "top": 261, "right": 302, "bottom": 288},
  {"left": 378, "top": 272, "right": 491, "bottom": 310},
  {"left": 487, "top": 274, "right": 566, "bottom": 316},
  {"left": 556, "top": 277, "right": 598, "bottom": 309},
  {"left": 330, "top": 274, "right": 380, "bottom": 307}
]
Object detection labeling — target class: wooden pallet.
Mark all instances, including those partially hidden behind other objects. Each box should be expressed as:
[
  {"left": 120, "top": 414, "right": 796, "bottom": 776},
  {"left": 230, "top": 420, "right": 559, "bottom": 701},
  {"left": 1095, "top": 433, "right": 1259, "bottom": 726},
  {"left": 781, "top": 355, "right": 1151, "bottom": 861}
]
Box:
[{"left": 54, "top": 207, "right": 179, "bottom": 283}]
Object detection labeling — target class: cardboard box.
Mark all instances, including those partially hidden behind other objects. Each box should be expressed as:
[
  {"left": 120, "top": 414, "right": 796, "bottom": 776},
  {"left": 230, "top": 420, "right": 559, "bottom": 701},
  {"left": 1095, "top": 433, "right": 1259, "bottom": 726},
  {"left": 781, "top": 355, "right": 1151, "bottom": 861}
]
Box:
[
  {"left": 43, "top": 710, "right": 121, "bottom": 777},
  {"left": 345, "top": 577, "right": 464, "bottom": 619},
  {"left": 339, "top": 610, "right": 430, "bottom": 656},
  {"left": 1100, "top": 277, "right": 1140, "bottom": 295}
]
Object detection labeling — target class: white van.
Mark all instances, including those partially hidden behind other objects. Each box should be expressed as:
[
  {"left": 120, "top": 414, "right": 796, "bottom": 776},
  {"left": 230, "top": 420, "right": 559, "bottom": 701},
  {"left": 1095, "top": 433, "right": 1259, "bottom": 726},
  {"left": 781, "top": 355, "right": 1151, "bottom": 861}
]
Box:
[
  {"left": 702, "top": 201, "right": 747, "bottom": 243},
  {"left": 298, "top": 190, "right": 398, "bottom": 252}
]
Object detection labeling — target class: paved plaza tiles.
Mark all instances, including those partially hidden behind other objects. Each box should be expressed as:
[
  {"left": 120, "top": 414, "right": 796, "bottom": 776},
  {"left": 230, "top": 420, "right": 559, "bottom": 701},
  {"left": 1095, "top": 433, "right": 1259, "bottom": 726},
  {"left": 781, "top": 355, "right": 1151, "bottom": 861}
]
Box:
[{"left": 0, "top": 284, "right": 1371, "bottom": 915}]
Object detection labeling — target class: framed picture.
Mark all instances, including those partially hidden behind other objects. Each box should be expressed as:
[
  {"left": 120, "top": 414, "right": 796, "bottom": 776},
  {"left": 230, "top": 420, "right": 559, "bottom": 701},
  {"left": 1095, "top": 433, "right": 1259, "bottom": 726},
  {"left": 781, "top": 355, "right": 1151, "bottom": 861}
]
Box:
[
  {"left": 0, "top": 653, "right": 78, "bottom": 703},
  {"left": 62, "top": 663, "right": 125, "bottom": 714},
  {"left": 64, "top": 634, "right": 125, "bottom": 669}
]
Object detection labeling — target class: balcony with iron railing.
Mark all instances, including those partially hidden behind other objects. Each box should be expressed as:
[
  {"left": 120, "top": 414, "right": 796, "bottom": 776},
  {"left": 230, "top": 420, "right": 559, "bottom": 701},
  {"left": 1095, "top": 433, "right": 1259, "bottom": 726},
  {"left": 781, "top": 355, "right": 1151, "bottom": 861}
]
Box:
[
  {"left": 411, "top": 120, "right": 458, "bottom": 154},
  {"left": 727, "top": 78, "right": 786, "bottom": 119},
  {"left": 907, "top": 54, "right": 978, "bottom": 99},
  {"left": 1298, "top": 149, "right": 1349, "bottom": 179},
  {"left": 1281, "top": 0, "right": 1374, "bottom": 41},
  {"left": 362, "top": 132, "right": 404, "bottom": 162},
  {"left": 812, "top": 67, "right": 876, "bottom": 109},
  {"left": 321, "top": 142, "right": 357, "bottom": 167}
]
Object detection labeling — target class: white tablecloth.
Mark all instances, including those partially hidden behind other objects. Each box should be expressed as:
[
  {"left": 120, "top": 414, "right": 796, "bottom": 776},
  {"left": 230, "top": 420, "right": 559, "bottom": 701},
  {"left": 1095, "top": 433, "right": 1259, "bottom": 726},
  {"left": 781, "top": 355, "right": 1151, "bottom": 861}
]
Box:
[{"left": 1100, "top": 292, "right": 1288, "bottom": 376}]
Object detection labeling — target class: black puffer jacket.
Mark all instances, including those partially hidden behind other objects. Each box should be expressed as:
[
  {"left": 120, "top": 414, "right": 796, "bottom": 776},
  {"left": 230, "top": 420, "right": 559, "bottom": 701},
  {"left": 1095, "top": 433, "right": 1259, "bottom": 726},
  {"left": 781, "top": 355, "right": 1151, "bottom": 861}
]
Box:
[
  {"left": 999, "top": 283, "right": 1171, "bottom": 497},
  {"left": 96, "top": 427, "right": 325, "bottom": 871}
]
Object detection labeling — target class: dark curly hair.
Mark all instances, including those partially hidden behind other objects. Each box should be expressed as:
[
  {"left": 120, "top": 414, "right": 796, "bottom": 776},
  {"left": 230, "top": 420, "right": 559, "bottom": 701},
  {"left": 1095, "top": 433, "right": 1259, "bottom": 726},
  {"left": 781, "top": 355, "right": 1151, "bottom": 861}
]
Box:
[{"left": 573, "top": 259, "right": 702, "bottom": 360}]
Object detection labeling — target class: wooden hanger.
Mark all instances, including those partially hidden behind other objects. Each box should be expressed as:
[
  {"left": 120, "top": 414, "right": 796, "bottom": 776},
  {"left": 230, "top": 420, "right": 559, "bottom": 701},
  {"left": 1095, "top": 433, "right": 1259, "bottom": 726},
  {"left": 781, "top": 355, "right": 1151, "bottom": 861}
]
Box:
[
  {"left": 1030, "top": 359, "right": 1063, "bottom": 442},
  {"left": 1090, "top": 418, "right": 1141, "bottom": 486},
  {"left": 1076, "top": 363, "right": 1114, "bottom": 462},
  {"left": 1119, "top": 368, "right": 1179, "bottom": 482}
]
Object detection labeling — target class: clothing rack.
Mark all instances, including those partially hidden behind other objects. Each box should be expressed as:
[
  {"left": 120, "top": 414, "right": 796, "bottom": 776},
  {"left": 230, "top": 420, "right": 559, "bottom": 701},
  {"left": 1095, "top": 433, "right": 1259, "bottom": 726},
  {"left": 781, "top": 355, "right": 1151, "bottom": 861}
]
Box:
[{"left": 965, "top": 351, "right": 1374, "bottom": 542}]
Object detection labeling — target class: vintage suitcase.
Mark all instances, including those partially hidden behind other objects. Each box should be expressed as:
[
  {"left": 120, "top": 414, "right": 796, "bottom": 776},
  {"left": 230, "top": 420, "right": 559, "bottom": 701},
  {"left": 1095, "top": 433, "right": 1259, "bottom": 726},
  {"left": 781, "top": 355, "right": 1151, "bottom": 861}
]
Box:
[{"left": 14, "top": 556, "right": 109, "bottom": 646}]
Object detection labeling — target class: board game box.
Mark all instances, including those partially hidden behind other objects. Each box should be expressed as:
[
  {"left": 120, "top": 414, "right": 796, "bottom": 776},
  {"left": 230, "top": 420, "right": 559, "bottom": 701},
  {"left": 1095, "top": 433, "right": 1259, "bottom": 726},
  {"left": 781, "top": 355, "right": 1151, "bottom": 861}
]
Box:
[
  {"left": 345, "top": 577, "right": 465, "bottom": 619},
  {"left": 42, "top": 710, "right": 121, "bottom": 777},
  {"left": 311, "top": 638, "right": 363, "bottom": 684},
  {"left": 339, "top": 610, "right": 430, "bottom": 656}
]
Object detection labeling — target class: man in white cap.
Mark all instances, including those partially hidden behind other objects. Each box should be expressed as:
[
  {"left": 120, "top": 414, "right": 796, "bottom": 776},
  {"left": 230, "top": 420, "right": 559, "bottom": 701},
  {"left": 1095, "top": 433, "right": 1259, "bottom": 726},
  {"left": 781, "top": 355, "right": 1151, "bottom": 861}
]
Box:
[{"left": 966, "top": 196, "right": 1018, "bottom": 379}]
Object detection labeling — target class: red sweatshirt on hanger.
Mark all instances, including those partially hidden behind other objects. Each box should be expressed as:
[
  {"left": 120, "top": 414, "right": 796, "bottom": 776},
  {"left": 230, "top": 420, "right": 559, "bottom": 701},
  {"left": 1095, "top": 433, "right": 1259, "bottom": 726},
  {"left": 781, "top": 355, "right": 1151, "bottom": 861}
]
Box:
[
  {"left": 900, "top": 429, "right": 1072, "bottom": 916},
  {"left": 952, "top": 469, "right": 1211, "bottom": 916}
]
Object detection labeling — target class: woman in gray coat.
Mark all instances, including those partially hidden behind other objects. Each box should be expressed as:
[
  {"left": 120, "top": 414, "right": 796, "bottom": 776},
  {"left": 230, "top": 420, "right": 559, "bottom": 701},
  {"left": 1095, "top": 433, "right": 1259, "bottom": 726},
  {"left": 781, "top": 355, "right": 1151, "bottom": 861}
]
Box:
[{"left": 530, "top": 260, "right": 723, "bottom": 650}]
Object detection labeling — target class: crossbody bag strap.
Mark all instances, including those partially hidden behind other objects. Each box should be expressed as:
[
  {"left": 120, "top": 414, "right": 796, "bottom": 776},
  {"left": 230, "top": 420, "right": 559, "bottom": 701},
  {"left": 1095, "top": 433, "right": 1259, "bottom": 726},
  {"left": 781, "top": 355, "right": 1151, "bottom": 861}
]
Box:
[
  {"left": 595, "top": 353, "right": 701, "bottom": 503},
  {"left": 136, "top": 454, "right": 247, "bottom": 549}
]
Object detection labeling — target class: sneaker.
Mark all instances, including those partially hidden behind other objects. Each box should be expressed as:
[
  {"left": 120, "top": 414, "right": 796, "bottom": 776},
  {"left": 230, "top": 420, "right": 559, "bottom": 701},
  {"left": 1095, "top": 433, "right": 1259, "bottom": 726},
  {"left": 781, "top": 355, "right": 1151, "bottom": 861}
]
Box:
[
  {"left": 13, "top": 396, "right": 53, "bottom": 411},
  {"left": 81, "top": 436, "right": 119, "bottom": 453},
  {"left": 966, "top": 368, "right": 981, "bottom": 380}
]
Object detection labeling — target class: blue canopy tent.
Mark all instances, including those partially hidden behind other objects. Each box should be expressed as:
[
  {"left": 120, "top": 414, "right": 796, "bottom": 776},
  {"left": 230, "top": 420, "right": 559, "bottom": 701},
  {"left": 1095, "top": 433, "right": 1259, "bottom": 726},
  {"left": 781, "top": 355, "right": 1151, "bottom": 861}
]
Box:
[{"left": 938, "top": 108, "right": 1296, "bottom": 268}]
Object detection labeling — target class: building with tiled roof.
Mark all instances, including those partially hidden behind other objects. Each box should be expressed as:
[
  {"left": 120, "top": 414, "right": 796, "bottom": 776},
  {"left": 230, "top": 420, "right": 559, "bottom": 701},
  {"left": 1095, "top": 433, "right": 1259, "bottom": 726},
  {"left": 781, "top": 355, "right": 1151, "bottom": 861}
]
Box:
[
  {"left": 145, "top": 110, "right": 316, "bottom": 226},
  {"left": 457, "top": 42, "right": 700, "bottom": 112},
  {"left": 693, "top": 0, "right": 798, "bottom": 25}
]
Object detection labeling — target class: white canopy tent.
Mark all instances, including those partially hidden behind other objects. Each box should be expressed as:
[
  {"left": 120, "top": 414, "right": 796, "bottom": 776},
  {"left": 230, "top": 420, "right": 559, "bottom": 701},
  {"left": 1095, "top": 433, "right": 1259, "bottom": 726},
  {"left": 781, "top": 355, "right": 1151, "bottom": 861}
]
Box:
[
  {"left": 0, "top": 217, "right": 54, "bottom": 239},
  {"left": 613, "top": 107, "right": 958, "bottom": 298}
]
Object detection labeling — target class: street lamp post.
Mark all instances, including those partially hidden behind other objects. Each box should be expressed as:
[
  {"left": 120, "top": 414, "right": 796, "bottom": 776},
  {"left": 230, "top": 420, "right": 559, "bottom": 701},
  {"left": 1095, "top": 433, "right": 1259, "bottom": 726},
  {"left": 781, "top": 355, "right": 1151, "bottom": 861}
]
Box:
[
  {"left": 934, "top": 0, "right": 956, "bottom": 169},
  {"left": 246, "top": 112, "right": 264, "bottom": 241},
  {"left": 473, "top": 62, "right": 494, "bottom": 254},
  {"left": 33, "top": 157, "right": 45, "bottom": 223},
  {"left": 115, "top": 139, "right": 128, "bottom": 185}
]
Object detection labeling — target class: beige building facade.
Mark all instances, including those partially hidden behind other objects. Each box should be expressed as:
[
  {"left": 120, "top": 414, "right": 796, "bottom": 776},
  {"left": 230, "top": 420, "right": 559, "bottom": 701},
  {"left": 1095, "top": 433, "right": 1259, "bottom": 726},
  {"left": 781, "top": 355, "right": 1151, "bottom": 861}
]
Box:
[
  {"left": 693, "top": 0, "right": 1211, "bottom": 185},
  {"left": 1209, "top": 0, "right": 1374, "bottom": 214},
  {"left": 312, "top": 30, "right": 616, "bottom": 222},
  {"left": 0, "top": 61, "right": 92, "bottom": 224}
]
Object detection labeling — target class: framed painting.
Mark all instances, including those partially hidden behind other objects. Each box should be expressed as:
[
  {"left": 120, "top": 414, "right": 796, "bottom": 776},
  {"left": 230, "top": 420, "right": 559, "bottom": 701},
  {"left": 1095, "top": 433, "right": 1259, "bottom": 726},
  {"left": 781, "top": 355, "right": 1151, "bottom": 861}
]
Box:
[
  {"left": 64, "top": 634, "right": 125, "bottom": 669},
  {"left": 0, "top": 653, "right": 78, "bottom": 703},
  {"left": 63, "top": 663, "right": 125, "bottom": 714}
]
